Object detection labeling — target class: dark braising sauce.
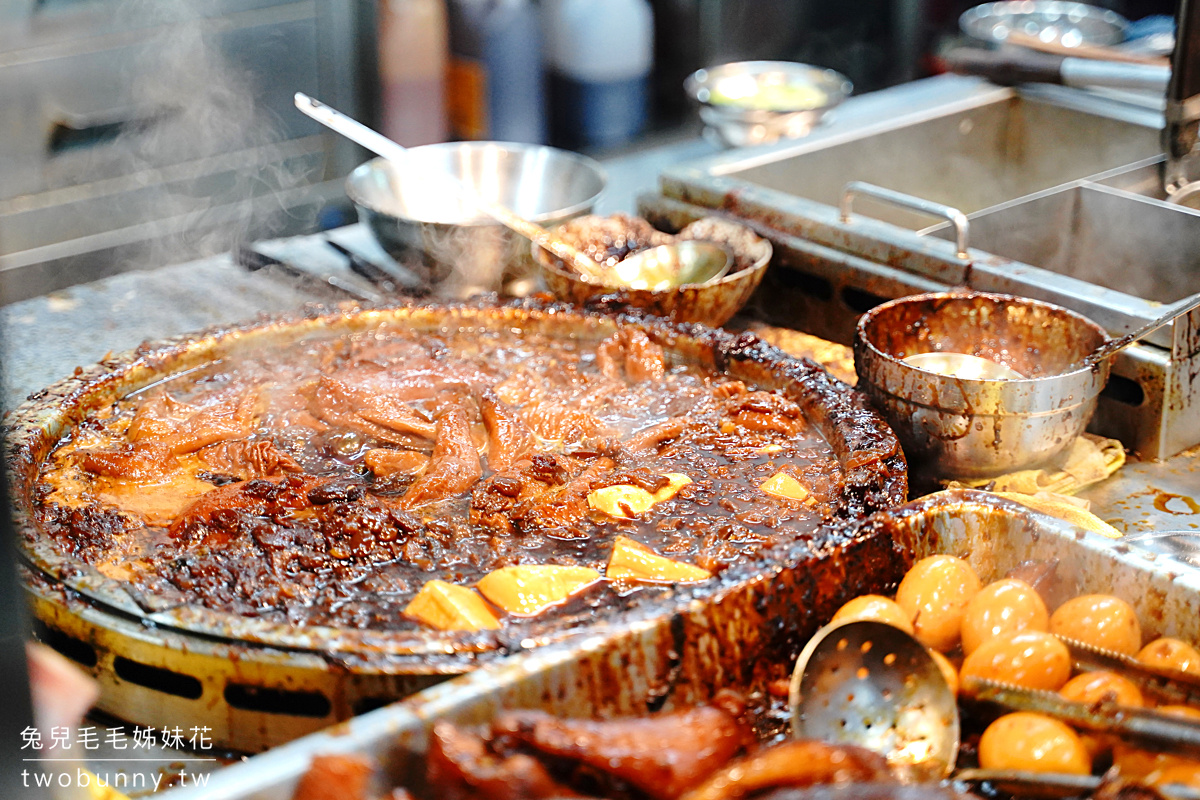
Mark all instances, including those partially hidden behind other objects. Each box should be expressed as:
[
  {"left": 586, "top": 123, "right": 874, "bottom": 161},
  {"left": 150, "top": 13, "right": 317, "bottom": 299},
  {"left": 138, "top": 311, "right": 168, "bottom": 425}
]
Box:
[{"left": 36, "top": 323, "right": 842, "bottom": 632}]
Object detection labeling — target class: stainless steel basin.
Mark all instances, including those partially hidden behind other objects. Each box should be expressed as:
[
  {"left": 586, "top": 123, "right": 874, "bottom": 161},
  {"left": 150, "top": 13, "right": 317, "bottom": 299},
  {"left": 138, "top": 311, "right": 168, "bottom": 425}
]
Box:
[
  {"left": 929, "top": 182, "right": 1200, "bottom": 305},
  {"left": 714, "top": 91, "right": 1161, "bottom": 229},
  {"left": 660, "top": 77, "right": 1200, "bottom": 461}
]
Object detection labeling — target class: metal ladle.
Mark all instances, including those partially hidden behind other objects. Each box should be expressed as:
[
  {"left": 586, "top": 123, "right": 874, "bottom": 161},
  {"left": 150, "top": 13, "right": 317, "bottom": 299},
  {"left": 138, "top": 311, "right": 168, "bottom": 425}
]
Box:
[
  {"left": 788, "top": 620, "right": 960, "bottom": 781},
  {"left": 903, "top": 290, "right": 1200, "bottom": 381},
  {"left": 294, "top": 93, "right": 732, "bottom": 289},
  {"left": 791, "top": 620, "right": 1200, "bottom": 790}
]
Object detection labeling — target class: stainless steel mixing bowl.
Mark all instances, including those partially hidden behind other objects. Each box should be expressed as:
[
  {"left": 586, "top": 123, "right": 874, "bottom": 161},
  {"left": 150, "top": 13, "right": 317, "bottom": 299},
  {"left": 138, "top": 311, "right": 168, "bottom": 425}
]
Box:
[
  {"left": 685, "top": 61, "right": 852, "bottom": 147},
  {"left": 854, "top": 291, "right": 1111, "bottom": 480},
  {"left": 960, "top": 1, "right": 1128, "bottom": 48},
  {"left": 346, "top": 142, "right": 606, "bottom": 298}
]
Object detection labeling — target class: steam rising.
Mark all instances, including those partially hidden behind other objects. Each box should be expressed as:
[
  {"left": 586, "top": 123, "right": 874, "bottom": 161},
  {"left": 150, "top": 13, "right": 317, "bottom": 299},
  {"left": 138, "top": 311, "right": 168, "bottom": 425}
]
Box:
[{"left": 96, "top": 0, "right": 316, "bottom": 267}]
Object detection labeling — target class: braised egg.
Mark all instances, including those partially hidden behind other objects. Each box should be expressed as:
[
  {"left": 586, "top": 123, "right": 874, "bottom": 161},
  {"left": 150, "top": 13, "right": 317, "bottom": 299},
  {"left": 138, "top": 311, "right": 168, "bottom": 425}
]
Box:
[
  {"left": 979, "top": 712, "right": 1091, "bottom": 775},
  {"left": 960, "top": 578, "right": 1049, "bottom": 656},
  {"left": 960, "top": 630, "right": 1072, "bottom": 691},
  {"left": 895, "top": 554, "right": 981, "bottom": 652},
  {"left": 831, "top": 594, "right": 914, "bottom": 635},
  {"left": 1137, "top": 637, "right": 1200, "bottom": 675},
  {"left": 1060, "top": 670, "right": 1144, "bottom": 707}
]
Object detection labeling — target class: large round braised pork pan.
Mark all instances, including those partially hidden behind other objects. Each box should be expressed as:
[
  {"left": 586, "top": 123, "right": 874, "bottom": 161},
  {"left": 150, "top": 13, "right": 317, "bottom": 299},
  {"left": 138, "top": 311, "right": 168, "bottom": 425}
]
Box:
[{"left": 7, "top": 298, "right": 907, "bottom": 750}]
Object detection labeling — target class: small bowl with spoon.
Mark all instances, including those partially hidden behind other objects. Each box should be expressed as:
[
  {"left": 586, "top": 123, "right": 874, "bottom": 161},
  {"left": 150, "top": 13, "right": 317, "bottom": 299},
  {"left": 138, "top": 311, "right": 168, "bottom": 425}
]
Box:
[{"left": 854, "top": 290, "right": 1200, "bottom": 480}]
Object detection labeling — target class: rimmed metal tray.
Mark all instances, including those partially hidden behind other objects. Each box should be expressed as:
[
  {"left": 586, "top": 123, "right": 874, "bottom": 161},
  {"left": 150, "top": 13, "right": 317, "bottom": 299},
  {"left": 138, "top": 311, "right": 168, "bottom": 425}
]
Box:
[
  {"left": 159, "top": 488, "right": 1200, "bottom": 799},
  {"left": 6, "top": 297, "right": 907, "bottom": 751}
]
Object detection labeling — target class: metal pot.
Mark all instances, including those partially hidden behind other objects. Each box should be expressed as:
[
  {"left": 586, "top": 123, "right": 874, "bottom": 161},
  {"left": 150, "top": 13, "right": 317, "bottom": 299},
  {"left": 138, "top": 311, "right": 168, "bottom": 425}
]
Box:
[
  {"left": 854, "top": 291, "right": 1110, "bottom": 479},
  {"left": 346, "top": 142, "right": 605, "bottom": 298}
]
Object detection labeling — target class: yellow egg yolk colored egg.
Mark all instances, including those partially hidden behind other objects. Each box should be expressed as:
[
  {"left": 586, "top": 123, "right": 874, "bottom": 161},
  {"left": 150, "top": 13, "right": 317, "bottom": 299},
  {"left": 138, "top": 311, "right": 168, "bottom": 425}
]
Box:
[
  {"left": 1137, "top": 637, "right": 1200, "bottom": 675},
  {"left": 960, "top": 630, "right": 1072, "bottom": 691},
  {"left": 1060, "top": 670, "right": 1144, "bottom": 707},
  {"left": 960, "top": 578, "right": 1049, "bottom": 656},
  {"left": 1049, "top": 594, "right": 1142, "bottom": 656},
  {"left": 831, "top": 595, "right": 914, "bottom": 635},
  {"left": 895, "top": 554, "right": 981, "bottom": 652},
  {"left": 979, "top": 712, "right": 1091, "bottom": 775}
]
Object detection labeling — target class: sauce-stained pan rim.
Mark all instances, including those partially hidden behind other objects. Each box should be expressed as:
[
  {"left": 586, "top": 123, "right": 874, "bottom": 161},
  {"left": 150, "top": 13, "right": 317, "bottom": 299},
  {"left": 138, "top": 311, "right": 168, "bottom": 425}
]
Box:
[{"left": 6, "top": 296, "right": 907, "bottom": 667}]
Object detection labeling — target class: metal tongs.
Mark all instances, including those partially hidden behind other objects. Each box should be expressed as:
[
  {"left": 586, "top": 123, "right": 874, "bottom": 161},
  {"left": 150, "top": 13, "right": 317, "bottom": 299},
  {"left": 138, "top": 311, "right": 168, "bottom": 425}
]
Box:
[
  {"left": 957, "top": 638, "right": 1200, "bottom": 800},
  {"left": 961, "top": 635, "right": 1200, "bottom": 757}
]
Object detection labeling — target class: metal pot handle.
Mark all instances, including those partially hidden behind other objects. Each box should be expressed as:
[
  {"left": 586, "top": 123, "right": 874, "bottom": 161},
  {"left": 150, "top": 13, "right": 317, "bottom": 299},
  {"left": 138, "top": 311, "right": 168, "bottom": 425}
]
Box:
[{"left": 839, "top": 181, "right": 971, "bottom": 260}]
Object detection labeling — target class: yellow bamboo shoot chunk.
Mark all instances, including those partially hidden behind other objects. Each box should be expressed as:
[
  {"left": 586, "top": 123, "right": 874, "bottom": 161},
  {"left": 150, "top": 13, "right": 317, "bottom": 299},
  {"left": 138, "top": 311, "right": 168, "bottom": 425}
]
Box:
[
  {"left": 587, "top": 473, "right": 692, "bottom": 519},
  {"left": 477, "top": 565, "right": 602, "bottom": 616},
  {"left": 760, "top": 471, "right": 810, "bottom": 502},
  {"left": 404, "top": 580, "right": 500, "bottom": 631},
  {"left": 607, "top": 535, "right": 712, "bottom": 583}
]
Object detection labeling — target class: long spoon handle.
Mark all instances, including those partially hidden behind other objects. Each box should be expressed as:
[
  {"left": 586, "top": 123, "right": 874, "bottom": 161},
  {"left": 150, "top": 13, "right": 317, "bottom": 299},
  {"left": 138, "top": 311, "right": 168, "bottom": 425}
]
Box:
[
  {"left": 1084, "top": 290, "right": 1200, "bottom": 368},
  {"left": 293, "top": 92, "right": 608, "bottom": 283}
]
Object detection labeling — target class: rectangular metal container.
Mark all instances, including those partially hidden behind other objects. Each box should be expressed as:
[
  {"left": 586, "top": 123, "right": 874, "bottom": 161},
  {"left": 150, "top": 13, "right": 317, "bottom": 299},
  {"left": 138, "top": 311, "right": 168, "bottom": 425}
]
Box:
[
  {"left": 711, "top": 90, "right": 1160, "bottom": 229},
  {"left": 657, "top": 77, "right": 1200, "bottom": 460},
  {"left": 161, "top": 489, "right": 1200, "bottom": 800}
]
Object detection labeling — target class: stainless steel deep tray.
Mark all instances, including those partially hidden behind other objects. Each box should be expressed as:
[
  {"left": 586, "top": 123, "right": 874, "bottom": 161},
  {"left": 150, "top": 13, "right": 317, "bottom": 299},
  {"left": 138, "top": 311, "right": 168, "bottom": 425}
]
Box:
[
  {"left": 655, "top": 76, "right": 1200, "bottom": 461},
  {"left": 161, "top": 489, "right": 1200, "bottom": 799}
]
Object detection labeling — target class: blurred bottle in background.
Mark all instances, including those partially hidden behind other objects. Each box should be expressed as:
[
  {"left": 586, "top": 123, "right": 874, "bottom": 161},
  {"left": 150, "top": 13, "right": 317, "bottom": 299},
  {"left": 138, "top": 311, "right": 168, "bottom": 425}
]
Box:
[
  {"left": 543, "top": 0, "right": 654, "bottom": 151},
  {"left": 378, "top": 0, "right": 449, "bottom": 146},
  {"left": 446, "top": 0, "right": 546, "bottom": 143}
]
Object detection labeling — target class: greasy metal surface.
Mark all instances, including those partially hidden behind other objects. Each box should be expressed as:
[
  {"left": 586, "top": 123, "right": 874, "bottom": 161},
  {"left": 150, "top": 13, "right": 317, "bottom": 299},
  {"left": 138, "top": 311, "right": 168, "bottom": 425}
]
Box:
[
  {"left": 656, "top": 78, "right": 1200, "bottom": 460},
  {"left": 928, "top": 182, "right": 1200, "bottom": 306},
  {"left": 790, "top": 620, "right": 959, "bottom": 780},
  {"left": 702, "top": 92, "right": 1159, "bottom": 227},
  {"left": 854, "top": 291, "right": 1110, "bottom": 478},
  {"left": 536, "top": 230, "right": 772, "bottom": 327},
  {"left": 160, "top": 488, "right": 1200, "bottom": 800},
  {"left": 1080, "top": 442, "right": 1200, "bottom": 536},
  {"left": 6, "top": 297, "right": 906, "bottom": 750}
]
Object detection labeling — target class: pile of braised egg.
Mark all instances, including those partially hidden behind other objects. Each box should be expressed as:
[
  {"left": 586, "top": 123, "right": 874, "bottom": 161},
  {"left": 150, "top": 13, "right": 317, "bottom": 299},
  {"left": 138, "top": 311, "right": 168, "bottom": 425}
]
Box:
[{"left": 828, "top": 554, "right": 1200, "bottom": 787}]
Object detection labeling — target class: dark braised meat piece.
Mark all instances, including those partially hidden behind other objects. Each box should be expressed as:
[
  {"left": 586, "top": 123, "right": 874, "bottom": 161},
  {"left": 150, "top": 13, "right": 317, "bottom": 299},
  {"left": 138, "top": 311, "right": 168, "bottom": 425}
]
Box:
[
  {"left": 314, "top": 376, "right": 439, "bottom": 444},
  {"left": 197, "top": 439, "right": 302, "bottom": 479},
  {"left": 596, "top": 329, "right": 667, "bottom": 384},
  {"left": 427, "top": 721, "right": 580, "bottom": 800},
  {"left": 523, "top": 401, "right": 611, "bottom": 443},
  {"left": 678, "top": 739, "right": 891, "bottom": 800},
  {"left": 291, "top": 753, "right": 374, "bottom": 800},
  {"left": 494, "top": 704, "right": 751, "bottom": 799},
  {"left": 400, "top": 406, "right": 483, "bottom": 509},
  {"left": 722, "top": 392, "right": 806, "bottom": 437},
  {"left": 481, "top": 390, "right": 535, "bottom": 474},
  {"left": 79, "top": 442, "right": 178, "bottom": 481},
  {"left": 626, "top": 417, "right": 686, "bottom": 454},
  {"left": 364, "top": 448, "right": 430, "bottom": 478},
  {"left": 168, "top": 474, "right": 324, "bottom": 544},
  {"left": 80, "top": 391, "right": 259, "bottom": 479},
  {"left": 507, "top": 458, "right": 614, "bottom": 538}
]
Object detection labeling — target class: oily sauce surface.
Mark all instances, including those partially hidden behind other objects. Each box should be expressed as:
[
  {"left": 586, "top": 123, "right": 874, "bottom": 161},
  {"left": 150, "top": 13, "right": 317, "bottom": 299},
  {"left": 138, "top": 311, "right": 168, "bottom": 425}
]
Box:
[{"left": 35, "top": 323, "right": 842, "bottom": 632}]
